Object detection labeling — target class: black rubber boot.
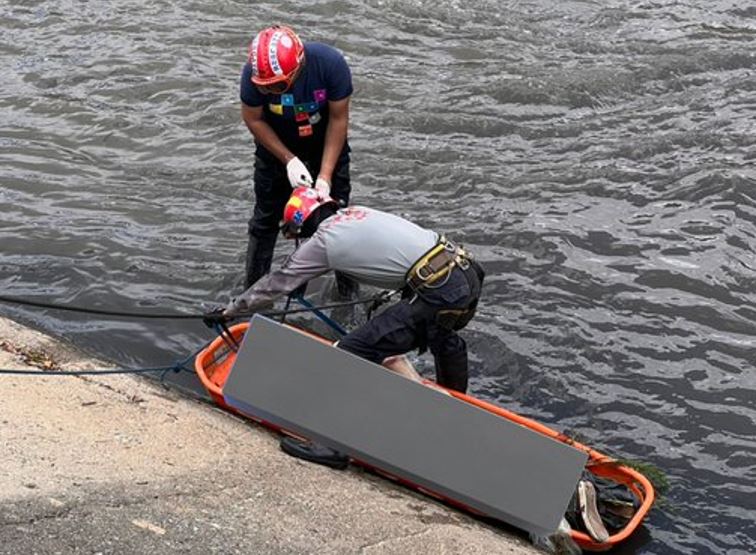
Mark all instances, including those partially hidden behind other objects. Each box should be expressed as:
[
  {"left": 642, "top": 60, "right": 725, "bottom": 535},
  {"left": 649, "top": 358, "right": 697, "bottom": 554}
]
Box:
[
  {"left": 244, "top": 233, "right": 277, "bottom": 289},
  {"left": 280, "top": 436, "right": 349, "bottom": 470},
  {"left": 434, "top": 348, "right": 468, "bottom": 393}
]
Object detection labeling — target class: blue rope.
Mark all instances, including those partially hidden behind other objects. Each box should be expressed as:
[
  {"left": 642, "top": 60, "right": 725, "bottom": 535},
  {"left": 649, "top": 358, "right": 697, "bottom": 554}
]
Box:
[
  {"left": 294, "top": 295, "right": 348, "bottom": 336},
  {"left": 0, "top": 338, "right": 213, "bottom": 379}
]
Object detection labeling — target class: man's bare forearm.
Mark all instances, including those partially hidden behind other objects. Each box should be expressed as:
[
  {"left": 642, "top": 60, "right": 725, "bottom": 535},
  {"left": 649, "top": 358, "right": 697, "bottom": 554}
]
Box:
[
  {"left": 241, "top": 104, "right": 295, "bottom": 164},
  {"left": 318, "top": 99, "right": 349, "bottom": 182}
]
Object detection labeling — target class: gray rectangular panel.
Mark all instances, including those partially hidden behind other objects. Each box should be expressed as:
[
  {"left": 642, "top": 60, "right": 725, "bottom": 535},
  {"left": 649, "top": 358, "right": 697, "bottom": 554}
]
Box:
[{"left": 224, "top": 315, "right": 587, "bottom": 536}]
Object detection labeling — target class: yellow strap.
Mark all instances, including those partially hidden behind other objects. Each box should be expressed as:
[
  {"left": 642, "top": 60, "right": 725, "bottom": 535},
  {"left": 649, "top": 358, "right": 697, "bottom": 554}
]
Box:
[
  {"left": 410, "top": 244, "right": 458, "bottom": 286},
  {"left": 412, "top": 243, "right": 447, "bottom": 280}
]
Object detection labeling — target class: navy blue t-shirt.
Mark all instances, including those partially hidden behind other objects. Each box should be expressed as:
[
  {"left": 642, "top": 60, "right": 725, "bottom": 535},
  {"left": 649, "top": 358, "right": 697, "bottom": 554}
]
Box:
[{"left": 240, "top": 42, "right": 352, "bottom": 164}]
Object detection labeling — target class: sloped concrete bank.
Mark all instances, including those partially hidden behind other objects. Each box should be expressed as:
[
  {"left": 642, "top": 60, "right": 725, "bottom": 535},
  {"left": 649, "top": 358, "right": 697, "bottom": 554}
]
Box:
[{"left": 0, "top": 316, "right": 538, "bottom": 554}]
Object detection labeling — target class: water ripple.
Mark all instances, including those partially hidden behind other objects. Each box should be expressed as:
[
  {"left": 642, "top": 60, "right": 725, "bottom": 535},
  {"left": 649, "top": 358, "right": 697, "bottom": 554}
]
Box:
[{"left": 2, "top": 1, "right": 755, "bottom": 552}]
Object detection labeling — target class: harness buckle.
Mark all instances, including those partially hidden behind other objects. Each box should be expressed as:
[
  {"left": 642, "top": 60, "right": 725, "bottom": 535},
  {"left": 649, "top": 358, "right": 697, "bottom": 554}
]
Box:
[
  {"left": 456, "top": 255, "right": 470, "bottom": 271},
  {"left": 406, "top": 236, "right": 474, "bottom": 292},
  {"left": 415, "top": 264, "right": 436, "bottom": 282}
]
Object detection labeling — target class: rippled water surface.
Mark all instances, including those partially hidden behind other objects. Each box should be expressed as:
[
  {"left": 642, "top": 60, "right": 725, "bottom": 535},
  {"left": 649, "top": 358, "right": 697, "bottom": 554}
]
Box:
[{"left": 2, "top": 0, "right": 755, "bottom": 552}]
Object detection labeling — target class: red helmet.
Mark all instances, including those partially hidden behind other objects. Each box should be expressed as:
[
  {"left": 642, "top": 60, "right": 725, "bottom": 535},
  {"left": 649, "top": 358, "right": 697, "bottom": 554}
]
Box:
[
  {"left": 282, "top": 186, "right": 337, "bottom": 238},
  {"left": 248, "top": 25, "right": 305, "bottom": 92}
]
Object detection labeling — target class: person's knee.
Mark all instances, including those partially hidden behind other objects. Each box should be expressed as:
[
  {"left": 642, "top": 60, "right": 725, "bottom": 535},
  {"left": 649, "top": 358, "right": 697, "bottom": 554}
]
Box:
[
  {"left": 431, "top": 333, "right": 466, "bottom": 358},
  {"left": 248, "top": 199, "right": 285, "bottom": 237},
  {"left": 338, "top": 301, "right": 418, "bottom": 363},
  {"left": 336, "top": 336, "right": 383, "bottom": 364},
  {"left": 249, "top": 181, "right": 291, "bottom": 235},
  {"left": 247, "top": 219, "right": 279, "bottom": 239}
]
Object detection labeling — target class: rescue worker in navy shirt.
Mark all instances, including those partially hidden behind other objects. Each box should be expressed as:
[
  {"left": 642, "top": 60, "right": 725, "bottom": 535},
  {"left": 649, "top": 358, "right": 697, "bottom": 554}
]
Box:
[
  {"left": 240, "top": 25, "right": 353, "bottom": 289},
  {"left": 222, "top": 187, "right": 485, "bottom": 395}
]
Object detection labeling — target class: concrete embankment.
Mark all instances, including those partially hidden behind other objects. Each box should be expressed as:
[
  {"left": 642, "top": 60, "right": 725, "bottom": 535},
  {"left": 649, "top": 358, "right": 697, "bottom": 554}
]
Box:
[{"left": 0, "top": 316, "right": 538, "bottom": 554}]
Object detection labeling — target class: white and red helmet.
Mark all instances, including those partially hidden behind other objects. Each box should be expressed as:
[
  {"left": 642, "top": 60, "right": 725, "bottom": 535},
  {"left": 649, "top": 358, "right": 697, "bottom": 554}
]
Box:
[{"left": 248, "top": 25, "right": 305, "bottom": 92}]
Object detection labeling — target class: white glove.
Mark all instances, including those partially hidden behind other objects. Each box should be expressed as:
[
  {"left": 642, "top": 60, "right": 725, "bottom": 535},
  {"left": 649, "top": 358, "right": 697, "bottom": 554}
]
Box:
[
  {"left": 286, "top": 156, "right": 313, "bottom": 189},
  {"left": 314, "top": 177, "right": 331, "bottom": 199}
]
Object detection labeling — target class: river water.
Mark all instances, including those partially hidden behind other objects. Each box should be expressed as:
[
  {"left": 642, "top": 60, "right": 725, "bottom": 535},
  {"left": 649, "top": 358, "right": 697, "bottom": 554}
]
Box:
[{"left": 1, "top": 0, "right": 755, "bottom": 552}]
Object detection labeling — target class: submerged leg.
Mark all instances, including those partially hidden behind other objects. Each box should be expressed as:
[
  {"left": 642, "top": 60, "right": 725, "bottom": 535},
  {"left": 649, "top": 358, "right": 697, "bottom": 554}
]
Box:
[{"left": 431, "top": 334, "right": 468, "bottom": 393}]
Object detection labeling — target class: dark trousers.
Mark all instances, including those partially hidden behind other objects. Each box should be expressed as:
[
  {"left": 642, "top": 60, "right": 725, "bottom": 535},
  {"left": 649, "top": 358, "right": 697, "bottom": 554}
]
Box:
[
  {"left": 245, "top": 155, "right": 351, "bottom": 289},
  {"left": 338, "top": 263, "right": 483, "bottom": 393}
]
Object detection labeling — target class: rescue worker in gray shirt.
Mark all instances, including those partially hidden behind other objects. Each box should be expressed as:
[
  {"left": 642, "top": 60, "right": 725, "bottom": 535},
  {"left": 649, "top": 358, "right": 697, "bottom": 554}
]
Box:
[{"left": 221, "top": 186, "right": 485, "bottom": 394}]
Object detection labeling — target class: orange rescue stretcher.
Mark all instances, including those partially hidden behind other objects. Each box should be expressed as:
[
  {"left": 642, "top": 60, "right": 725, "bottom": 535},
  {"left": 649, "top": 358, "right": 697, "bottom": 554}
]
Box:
[{"left": 195, "top": 321, "right": 655, "bottom": 552}]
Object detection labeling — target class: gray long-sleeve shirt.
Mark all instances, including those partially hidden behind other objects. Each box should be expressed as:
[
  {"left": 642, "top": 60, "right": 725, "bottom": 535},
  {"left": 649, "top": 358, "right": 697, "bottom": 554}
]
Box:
[{"left": 226, "top": 206, "right": 439, "bottom": 316}]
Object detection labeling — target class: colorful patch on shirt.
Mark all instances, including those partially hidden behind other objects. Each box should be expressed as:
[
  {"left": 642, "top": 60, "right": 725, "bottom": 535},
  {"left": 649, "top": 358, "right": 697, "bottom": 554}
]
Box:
[
  {"left": 309, "top": 112, "right": 321, "bottom": 125},
  {"left": 295, "top": 111, "right": 309, "bottom": 122},
  {"left": 281, "top": 94, "right": 295, "bottom": 106},
  {"left": 306, "top": 101, "right": 319, "bottom": 112},
  {"left": 298, "top": 124, "right": 313, "bottom": 137},
  {"left": 313, "top": 89, "right": 327, "bottom": 103},
  {"left": 268, "top": 103, "right": 284, "bottom": 116}
]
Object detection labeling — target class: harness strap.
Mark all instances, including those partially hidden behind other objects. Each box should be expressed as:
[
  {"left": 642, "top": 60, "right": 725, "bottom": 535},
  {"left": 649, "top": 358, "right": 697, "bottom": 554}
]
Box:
[
  {"left": 406, "top": 236, "right": 473, "bottom": 292},
  {"left": 406, "top": 237, "right": 486, "bottom": 331},
  {"left": 435, "top": 259, "right": 484, "bottom": 331}
]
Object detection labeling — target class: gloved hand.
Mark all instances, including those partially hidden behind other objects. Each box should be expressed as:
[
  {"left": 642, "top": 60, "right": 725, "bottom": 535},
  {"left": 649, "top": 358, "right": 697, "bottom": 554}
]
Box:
[
  {"left": 221, "top": 296, "right": 273, "bottom": 320},
  {"left": 222, "top": 297, "right": 243, "bottom": 320},
  {"left": 314, "top": 177, "right": 331, "bottom": 200},
  {"left": 286, "top": 156, "right": 313, "bottom": 189},
  {"left": 202, "top": 306, "right": 228, "bottom": 328}
]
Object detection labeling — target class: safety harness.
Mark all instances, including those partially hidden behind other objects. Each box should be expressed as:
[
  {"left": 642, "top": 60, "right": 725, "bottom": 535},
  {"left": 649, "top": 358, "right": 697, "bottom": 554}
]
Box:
[
  {"left": 406, "top": 236, "right": 471, "bottom": 291},
  {"left": 405, "top": 236, "right": 484, "bottom": 331}
]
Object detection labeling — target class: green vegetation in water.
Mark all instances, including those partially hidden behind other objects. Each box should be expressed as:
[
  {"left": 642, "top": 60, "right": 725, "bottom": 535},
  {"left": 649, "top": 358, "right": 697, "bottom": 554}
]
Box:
[
  {"left": 560, "top": 429, "right": 671, "bottom": 510},
  {"left": 612, "top": 458, "right": 670, "bottom": 497}
]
